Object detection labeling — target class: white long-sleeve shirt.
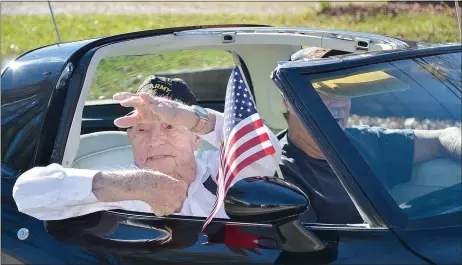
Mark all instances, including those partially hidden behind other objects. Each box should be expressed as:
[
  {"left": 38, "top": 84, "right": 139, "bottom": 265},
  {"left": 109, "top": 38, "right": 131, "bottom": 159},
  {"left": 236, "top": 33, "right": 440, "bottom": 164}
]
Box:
[{"left": 13, "top": 111, "right": 282, "bottom": 221}]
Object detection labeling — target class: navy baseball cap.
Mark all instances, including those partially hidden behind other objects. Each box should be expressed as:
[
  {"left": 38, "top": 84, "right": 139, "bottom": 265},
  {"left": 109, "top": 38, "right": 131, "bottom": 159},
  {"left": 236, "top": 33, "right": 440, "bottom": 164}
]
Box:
[
  {"left": 136, "top": 75, "right": 197, "bottom": 106},
  {"left": 118, "top": 76, "right": 197, "bottom": 131}
]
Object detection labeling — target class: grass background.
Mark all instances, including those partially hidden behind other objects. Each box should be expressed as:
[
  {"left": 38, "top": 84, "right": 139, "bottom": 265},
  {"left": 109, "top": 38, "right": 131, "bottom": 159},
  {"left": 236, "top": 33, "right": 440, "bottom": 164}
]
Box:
[
  {"left": 2, "top": 10, "right": 459, "bottom": 59},
  {"left": 1, "top": 3, "right": 459, "bottom": 99}
]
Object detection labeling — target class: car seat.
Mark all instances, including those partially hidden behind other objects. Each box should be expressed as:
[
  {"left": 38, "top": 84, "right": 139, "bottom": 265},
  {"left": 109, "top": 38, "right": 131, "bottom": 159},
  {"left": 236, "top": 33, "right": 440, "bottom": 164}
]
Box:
[
  {"left": 390, "top": 158, "right": 462, "bottom": 205},
  {"left": 71, "top": 131, "right": 134, "bottom": 169}
]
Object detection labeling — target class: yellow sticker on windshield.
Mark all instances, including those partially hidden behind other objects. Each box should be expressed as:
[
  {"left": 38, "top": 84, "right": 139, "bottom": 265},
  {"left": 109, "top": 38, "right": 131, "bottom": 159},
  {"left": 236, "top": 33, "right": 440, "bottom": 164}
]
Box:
[{"left": 312, "top": 71, "right": 410, "bottom": 98}]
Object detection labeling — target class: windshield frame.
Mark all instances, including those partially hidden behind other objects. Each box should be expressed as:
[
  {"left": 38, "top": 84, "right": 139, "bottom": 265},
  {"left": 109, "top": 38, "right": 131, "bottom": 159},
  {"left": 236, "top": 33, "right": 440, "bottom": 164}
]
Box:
[{"left": 273, "top": 45, "right": 462, "bottom": 230}]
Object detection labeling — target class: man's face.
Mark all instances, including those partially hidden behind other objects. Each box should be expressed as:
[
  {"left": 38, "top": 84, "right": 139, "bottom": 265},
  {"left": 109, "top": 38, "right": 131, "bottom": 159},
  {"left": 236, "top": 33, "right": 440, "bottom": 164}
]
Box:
[
  {"left": 127, "top": 118, "right": 202, "bottom": 185},
  {"left": 317, "top": 93, "right": 351, "bottom": 130},
  {"left": 284, "top": 92, "right": 351, "bottom": 130}
]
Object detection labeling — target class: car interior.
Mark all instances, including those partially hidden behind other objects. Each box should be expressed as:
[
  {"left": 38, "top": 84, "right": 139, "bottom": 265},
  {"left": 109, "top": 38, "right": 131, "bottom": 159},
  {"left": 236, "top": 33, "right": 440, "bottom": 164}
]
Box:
[
  {"left": 59, "top": 29, "right": 461, "bottom": 225},
  {"left": 65, "top": 29, "right": 396, "bottom": 171}
]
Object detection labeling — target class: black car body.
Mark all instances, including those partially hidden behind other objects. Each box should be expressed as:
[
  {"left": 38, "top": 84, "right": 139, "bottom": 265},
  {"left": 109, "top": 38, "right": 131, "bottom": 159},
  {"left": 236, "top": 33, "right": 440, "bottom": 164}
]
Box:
[{"left": 2, "top": 25, "right": 461, "bottom": 264}]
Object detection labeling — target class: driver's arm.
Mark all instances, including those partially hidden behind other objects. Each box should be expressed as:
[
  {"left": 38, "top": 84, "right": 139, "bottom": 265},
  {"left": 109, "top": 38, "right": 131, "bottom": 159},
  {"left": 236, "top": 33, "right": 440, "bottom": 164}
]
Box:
[{"left": 413, "top": 127, "right": 461, "bottom": 163}]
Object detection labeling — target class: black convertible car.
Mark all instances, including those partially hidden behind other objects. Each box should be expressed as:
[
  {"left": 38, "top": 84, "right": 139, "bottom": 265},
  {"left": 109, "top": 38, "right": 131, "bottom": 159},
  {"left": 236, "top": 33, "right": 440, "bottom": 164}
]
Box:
[{"left": 2, "top": 25, "right": 461, "bottom": 264}]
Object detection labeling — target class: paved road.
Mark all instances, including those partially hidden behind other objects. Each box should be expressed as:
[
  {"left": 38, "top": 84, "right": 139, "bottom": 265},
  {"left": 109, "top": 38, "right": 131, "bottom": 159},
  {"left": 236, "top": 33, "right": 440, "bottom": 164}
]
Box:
[{"left": 1, "top": 1, "right": 317, "bottom": 15}]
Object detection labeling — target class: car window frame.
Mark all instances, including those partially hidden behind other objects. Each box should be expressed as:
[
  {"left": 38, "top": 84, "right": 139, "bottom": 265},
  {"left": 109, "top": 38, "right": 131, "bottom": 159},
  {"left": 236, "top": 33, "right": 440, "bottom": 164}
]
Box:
[
  {"left": 274, "top": 45, "right": 462, "bottom": 230},
  {"left": 85, "top": 49, "right": 254, "bottom": 105}
]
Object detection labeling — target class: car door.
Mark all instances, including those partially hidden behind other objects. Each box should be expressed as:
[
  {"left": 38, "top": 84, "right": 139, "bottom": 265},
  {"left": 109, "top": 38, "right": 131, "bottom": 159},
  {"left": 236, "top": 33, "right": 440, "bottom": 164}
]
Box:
[
  {"left": 1, "top": 39, "right": 107, "bottom": 264},
  {"left": 272, "top": 44, "right": 462, "bottom": 264}
]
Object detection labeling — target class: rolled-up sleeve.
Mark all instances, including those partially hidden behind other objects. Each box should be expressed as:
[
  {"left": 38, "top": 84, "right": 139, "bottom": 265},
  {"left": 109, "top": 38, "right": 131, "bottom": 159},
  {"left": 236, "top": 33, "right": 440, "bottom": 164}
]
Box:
[
  {"left": 13, "top": 163, "right": 154, "bottom": 220},
  {"left": 13, "top": 163, "right": 99, "bottom": 219},
  {"left": 199, "top": 108, "right": 225, "bottom": 148}
]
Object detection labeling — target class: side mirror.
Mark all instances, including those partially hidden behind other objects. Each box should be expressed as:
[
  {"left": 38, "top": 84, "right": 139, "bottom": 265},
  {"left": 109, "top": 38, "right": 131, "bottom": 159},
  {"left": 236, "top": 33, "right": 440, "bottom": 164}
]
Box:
[{"left": 225, "top": 177, "right": 326, "bottom": 252}]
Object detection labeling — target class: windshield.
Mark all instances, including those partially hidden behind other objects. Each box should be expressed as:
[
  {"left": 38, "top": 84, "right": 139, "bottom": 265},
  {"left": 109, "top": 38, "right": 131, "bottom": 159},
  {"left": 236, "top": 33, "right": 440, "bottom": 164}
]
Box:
[{"left": 306, "top": 52, "right": 461, "bottom": 221}]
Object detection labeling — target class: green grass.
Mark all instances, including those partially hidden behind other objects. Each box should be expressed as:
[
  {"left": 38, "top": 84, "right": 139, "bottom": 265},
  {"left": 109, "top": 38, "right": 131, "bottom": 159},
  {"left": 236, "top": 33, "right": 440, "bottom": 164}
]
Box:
[
  {"left": 90, "top": 50, "right": 235, "bottom": 100},
  {"left": 1, "top": 11, "right": 459, "bottom": 100},
  {"left": 2, "top": 12, "right": 459, "bottom": 60}
]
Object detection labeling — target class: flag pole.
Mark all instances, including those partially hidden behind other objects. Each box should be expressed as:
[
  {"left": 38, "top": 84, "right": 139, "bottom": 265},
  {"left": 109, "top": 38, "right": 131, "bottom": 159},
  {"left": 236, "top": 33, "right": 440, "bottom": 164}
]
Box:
[{"left": 272, "top": 155, "right": 284, "bottom": 179}]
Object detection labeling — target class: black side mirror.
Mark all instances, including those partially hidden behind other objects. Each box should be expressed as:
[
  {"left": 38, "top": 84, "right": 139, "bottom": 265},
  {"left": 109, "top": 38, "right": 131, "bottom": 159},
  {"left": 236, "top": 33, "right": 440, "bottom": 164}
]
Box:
[{"left": 224, "top": 177, "right": 326, "bottom": 252}]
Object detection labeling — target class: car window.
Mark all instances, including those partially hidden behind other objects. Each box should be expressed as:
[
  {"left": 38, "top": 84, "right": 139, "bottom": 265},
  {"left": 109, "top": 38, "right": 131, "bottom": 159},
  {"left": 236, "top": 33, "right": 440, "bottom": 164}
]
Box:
[
  {"left": 88, "top": 49, "right": 235, "bottom": 102},
  {"left": 306, "top": 52, "right": 461, "bottom": 221}
]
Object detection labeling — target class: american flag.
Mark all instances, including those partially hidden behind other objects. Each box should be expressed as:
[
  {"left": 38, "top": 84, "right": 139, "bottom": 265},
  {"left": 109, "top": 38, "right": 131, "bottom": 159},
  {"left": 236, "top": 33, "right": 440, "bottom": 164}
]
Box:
[{"left": 202, "top": 67, "right": 276, "bottom": 231}]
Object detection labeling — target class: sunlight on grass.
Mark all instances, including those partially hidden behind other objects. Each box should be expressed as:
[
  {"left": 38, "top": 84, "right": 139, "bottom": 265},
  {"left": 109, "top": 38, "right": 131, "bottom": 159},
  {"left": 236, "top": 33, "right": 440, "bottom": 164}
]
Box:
[
  {"left": 2, "top": 11, "right": 458, "bottom": 101},
  {"left": 1, "top": 12, "right": 458, "bottom": 60},
  {"left": 90, "top": 50, "right": 235, "bottom": 100}
]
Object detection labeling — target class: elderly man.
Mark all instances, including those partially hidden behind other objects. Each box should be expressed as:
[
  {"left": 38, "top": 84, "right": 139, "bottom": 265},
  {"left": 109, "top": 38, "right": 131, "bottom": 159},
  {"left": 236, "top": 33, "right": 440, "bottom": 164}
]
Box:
[
  {"left": 279, "top": 47, "right": 462, "bottom": 224},
  {"left": 13, "top": 76, "right": 281, "bottom": 220}
]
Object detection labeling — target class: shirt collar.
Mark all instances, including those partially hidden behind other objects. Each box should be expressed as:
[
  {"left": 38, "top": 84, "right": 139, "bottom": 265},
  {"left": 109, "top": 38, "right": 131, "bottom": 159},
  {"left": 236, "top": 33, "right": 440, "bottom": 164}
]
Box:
[
  {"left": 188, "top": 151, "right": 209, "bottom": 195},
  {"left": 281, "top": 133, "right": 307, "bottom": 158}
]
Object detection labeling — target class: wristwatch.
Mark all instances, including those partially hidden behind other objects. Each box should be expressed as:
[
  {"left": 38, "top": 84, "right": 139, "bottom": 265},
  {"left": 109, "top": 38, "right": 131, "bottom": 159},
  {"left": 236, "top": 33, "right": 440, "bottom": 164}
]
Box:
[{"left": 191, "top": 105, "right": 209, "bottom": 133}]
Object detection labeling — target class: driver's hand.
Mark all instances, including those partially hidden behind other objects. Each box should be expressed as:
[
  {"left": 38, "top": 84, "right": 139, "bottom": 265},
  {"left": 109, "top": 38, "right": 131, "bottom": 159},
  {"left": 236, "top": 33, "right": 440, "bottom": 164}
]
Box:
[{"left": 439, "top": 127, "right": 461, "bottom": 159}]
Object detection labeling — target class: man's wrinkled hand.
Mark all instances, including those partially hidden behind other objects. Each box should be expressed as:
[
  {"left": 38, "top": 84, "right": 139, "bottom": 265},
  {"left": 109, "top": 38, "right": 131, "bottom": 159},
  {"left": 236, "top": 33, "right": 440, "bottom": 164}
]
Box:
[
  {"left": 112, "top": 92, "right": 197, "bottom": 130},
  {"left": 93, "top": 169, "right": 188, "bottom": 217},
  {"left": 139, "top": 170, "right": 189, "bottom": 217}
]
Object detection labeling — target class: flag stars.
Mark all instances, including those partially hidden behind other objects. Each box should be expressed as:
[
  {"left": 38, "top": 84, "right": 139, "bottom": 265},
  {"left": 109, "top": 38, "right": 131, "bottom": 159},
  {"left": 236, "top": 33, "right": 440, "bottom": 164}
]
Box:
[{"left": 223, "top": 68, "right": 259, "bottom": 137}]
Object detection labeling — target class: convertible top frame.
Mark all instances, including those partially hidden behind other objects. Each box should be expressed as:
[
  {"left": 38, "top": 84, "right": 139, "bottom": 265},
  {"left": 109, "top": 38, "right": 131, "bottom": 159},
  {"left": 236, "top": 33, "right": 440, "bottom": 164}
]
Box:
[{"left": 63, "top": 27, "right": 412, "bottom": 168}]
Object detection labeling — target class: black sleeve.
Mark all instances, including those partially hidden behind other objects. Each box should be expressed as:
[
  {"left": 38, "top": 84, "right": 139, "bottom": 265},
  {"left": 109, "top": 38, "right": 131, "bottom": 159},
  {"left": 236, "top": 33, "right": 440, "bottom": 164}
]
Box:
[{"left": 369, "top": 127, "right": 416, "bottom": 188}]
